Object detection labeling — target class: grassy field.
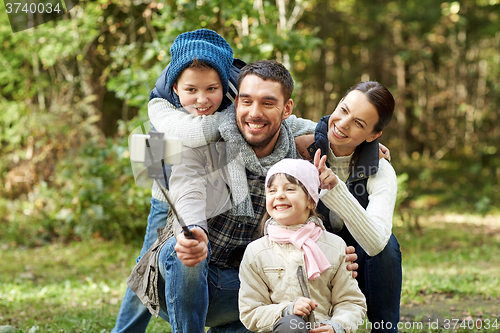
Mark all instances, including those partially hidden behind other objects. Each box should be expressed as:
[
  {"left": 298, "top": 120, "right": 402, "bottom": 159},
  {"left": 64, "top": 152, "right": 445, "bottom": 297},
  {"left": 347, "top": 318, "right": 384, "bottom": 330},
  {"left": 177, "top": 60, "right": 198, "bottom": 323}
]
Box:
[{"left": 1, "top": 213, "right": 499, "bottom": 333}]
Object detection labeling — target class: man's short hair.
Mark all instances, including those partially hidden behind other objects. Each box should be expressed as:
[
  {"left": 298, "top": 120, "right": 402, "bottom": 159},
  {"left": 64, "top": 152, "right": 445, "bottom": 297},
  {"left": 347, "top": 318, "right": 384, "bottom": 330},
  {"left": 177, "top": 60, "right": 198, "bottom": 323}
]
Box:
[{"left": 237, "top": 60, "right": 294, "bottom": 102}]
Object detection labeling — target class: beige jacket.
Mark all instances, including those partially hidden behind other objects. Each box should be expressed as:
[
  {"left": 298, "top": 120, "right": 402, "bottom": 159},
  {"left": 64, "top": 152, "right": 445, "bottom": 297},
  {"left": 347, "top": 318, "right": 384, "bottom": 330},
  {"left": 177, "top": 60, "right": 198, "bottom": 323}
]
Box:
[{"left": 239, "top": 224, "right": 366, "bottom": 333}]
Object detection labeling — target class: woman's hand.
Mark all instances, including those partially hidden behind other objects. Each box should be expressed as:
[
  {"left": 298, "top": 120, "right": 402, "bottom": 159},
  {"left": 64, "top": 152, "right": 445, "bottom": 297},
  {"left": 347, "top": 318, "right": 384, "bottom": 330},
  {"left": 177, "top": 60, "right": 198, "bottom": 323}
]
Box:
[
  {"left": 295, "top": 134, "right": 315, "bottom": 160},
  {"left": 293, "top": 297, "right": 318, "bottom": 316},
  {"left": 314, "top": 149, "right": 338, "bottom": 190},
  {"left": 379, "top": 142, "right": 391, "bottom": 161}
]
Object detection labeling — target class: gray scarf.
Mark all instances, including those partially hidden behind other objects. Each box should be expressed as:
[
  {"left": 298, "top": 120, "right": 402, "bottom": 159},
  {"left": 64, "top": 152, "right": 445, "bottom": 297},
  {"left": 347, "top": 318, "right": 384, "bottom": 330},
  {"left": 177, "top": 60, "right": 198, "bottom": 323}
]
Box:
[{"left": 219, "top": 105, "right": 297, "bottom": 217}]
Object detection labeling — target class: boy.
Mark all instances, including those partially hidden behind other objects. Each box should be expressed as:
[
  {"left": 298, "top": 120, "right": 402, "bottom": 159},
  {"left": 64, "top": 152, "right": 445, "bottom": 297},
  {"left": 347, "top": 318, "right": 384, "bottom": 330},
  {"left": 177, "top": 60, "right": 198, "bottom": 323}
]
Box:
[{"left": 112, "top": 29, "right": 239, "bottom": 333}]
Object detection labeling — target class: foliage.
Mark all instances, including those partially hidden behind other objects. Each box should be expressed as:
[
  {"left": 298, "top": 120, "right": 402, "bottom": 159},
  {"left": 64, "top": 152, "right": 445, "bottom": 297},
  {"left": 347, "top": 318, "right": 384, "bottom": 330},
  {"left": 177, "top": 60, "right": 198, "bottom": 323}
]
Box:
[
  {"left": 1, "top": 0, "right": 500, "bottom": 245},
  {"left": 0, "top": 128, "right": 151, "bottom": 246}
]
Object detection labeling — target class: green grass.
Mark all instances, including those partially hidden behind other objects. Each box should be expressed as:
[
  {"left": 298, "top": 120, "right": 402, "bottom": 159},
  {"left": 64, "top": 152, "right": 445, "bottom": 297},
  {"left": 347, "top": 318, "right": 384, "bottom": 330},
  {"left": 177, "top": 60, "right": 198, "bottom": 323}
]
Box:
[
  {"left": 1, "top": 215, "right": 500, "bottom": 332},
  {"left": 396, "top": 222, "right": 500, "bottom": 303},
  {"left": 0, "top": 241, "right": 171, "bottom": 332}
]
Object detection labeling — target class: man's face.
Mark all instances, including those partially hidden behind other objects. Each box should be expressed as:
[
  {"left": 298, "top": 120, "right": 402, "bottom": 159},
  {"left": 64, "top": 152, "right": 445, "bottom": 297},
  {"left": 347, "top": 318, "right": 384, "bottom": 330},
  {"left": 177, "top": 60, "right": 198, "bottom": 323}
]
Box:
[{"left": 235, "top": 74, "right": 293, "bottom": 158}]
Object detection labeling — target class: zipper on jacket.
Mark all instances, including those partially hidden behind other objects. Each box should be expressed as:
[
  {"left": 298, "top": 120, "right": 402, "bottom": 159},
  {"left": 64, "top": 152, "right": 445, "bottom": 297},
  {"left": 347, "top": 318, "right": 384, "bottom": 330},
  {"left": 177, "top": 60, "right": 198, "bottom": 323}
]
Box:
[{"left": 264, "top": 268, "right": 284, "bottom": 278}]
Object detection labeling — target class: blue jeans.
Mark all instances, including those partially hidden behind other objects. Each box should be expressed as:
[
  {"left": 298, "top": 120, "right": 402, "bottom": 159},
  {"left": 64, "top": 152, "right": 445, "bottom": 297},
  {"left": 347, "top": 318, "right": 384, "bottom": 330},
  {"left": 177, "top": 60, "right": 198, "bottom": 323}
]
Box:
[
  {"left": 356, "top": 234, "right": 402, "bottom": 333},
  {"left": 157, "top": 236, "right": 250, "bottom": 333},
  {"left": 112, "top": 197, "right": 169, "bottom": 333}
]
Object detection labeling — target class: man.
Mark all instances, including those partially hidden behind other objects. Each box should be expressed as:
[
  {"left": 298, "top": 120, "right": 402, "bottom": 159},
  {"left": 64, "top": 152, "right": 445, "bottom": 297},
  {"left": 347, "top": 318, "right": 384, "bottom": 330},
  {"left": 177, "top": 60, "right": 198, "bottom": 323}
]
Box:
[{"left": 127, "top": 60, "right": 358, "bottom": 332}]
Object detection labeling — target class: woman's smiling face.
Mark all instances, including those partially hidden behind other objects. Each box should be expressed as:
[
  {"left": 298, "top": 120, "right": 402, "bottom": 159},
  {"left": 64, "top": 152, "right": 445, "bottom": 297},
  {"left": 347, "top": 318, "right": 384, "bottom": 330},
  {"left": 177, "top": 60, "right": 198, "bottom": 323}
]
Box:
[{"left": 328, "top": 90, "right": 382, "bottom": 157}]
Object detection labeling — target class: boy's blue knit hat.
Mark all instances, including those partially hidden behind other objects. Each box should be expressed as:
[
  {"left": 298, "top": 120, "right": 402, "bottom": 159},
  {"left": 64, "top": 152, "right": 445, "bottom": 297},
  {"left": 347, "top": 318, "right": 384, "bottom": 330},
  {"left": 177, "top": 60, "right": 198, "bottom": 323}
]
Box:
[{"left": 168, "top": 29, "right": 233, "bottom": 96}]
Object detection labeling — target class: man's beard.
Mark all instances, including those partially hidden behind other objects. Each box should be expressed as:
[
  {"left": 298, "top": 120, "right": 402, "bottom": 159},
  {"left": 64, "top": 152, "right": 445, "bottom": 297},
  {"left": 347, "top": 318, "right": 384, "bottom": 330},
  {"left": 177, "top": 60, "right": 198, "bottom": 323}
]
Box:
[{"left": 239, "top": 114, "right": 284, "bottom": 149}]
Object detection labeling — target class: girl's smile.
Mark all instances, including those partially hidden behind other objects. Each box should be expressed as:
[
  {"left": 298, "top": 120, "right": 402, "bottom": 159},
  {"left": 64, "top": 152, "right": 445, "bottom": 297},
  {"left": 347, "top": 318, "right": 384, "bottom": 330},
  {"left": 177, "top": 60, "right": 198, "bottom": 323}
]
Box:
[{"left": 266, "top": 174, "right": 314, "bottom": 226}]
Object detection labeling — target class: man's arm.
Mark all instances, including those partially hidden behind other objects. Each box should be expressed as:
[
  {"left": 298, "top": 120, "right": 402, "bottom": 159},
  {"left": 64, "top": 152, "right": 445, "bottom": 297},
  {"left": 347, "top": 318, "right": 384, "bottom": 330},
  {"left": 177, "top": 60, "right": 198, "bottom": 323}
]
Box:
[
  {"left": 167, "top": 146, "right": 211, "bottom": 266},
  {"left": 169, "top": 147, "right": 210, "bottom": 232}
]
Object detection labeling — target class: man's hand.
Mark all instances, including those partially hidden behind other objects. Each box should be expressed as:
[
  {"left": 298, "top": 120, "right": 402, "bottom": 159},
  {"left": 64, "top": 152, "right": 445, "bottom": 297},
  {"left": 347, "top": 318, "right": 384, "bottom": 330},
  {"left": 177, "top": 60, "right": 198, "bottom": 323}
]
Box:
[
  {"left": 295, "top": 134, "right": 315, "bottom": 160},
  {"left": 293, "top": 297, "right": 318, "bottom": 317},
  {"left": 345, "top": 246, "right": 358, "bottom": 278},
  {"left": 314, "top": 149, "right": 338, "bottom": 190},
  {"left": 379, "top": 142, "right": 391, "bottom": 161},
  {"left": 174, "top": 227, "right": 208, "bottom": 267}
]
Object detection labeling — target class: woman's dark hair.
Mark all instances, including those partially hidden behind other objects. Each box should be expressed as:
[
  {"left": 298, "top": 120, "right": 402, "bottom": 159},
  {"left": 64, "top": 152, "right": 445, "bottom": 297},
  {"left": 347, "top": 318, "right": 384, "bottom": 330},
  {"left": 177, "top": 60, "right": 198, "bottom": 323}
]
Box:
[
  {"left": 342, "top": 81, "right": 395, "bottom": 133},
  {"left": 260, "top": 173, "right": 321, "bottom": 236}
]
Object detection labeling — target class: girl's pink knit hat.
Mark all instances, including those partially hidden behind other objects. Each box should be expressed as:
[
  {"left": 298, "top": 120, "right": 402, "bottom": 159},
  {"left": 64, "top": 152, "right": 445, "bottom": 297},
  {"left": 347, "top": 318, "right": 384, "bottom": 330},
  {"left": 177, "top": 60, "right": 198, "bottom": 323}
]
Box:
[{"left": 265, "top": 159, "right": 320, "bottom": 204}]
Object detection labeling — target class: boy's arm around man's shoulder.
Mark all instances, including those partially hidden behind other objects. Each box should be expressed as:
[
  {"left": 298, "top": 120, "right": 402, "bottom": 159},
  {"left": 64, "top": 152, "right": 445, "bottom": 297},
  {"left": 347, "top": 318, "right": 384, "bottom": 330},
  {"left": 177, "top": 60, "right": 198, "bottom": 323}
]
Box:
[
  {"left": 285, "top": 115, "right": 317, "bottom": 137},
  {"left": 148, "top": 98, "right": 227, "bottom": 148}
]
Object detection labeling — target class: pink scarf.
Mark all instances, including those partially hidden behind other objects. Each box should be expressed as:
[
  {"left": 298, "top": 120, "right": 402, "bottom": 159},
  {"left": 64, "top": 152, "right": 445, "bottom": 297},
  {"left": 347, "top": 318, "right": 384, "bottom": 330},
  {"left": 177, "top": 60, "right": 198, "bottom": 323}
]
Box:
[{"left": 267, "top": 221, "right": 331, "bottom": 280}]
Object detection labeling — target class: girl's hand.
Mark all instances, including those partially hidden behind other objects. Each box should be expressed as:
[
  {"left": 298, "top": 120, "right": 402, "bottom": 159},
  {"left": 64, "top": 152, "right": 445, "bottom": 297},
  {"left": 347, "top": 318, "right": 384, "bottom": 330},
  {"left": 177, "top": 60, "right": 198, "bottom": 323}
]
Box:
[
  {"left": 310, "top": 324, "right": 335, "bottom": 333},
  {"left": 293, "top": 297, "right": 318, "bottom": 316},
  {"left": 314, "top": 149, "right": 338, "bottom": 190}
]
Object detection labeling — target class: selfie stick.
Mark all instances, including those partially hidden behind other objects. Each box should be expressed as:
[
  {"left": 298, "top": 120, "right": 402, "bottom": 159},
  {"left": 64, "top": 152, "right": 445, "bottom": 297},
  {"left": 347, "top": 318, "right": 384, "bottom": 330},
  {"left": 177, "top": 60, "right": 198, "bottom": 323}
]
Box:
[
  {"left": 153, "top": 179, "right": 195, "bottom": 239},
  {"left": 144, "top": 133, "right": 194, "bottom": 240}
]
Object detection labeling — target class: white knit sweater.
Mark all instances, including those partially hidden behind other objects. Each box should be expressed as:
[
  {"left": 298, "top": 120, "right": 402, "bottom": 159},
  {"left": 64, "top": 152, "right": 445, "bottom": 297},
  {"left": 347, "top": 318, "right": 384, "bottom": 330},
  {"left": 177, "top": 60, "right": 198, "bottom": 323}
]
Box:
[{"left": 319, "top": 148, "right": 397, "bottom": 256}]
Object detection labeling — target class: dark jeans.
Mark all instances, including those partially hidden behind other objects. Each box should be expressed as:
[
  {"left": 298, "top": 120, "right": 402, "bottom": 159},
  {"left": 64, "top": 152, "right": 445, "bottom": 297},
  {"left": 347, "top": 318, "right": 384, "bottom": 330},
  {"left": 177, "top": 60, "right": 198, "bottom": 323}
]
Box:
[
  {"left": 157, "top": 236, "right": 250, "bottom": 333},
  {"left": 356, "top": 234, "right": 402, "bottom": 333},
  {"left": 273, "top": 315, "right": 308, "bottom": 333}
]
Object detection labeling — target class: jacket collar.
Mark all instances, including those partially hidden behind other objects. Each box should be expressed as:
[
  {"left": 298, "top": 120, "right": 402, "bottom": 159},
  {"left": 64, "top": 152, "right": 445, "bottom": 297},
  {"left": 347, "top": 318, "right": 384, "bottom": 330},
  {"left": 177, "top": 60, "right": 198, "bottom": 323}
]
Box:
[{"left": 310, "top": 115, "right": 379, "bottom": 183}]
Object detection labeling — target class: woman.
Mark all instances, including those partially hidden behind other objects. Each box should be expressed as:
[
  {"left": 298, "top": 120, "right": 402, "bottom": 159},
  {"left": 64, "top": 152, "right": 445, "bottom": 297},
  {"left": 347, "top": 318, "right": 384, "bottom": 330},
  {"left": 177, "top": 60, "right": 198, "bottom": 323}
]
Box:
[{"left": 306, "top": 81, "right": 402, "bottom": 333}]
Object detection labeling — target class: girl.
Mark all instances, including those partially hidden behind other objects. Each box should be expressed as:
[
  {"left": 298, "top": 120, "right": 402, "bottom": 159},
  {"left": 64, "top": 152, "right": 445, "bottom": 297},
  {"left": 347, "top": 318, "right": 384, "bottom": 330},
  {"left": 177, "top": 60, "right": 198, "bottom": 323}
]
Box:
[{"left": 239, "top": 158, "right": 366, "bottom": 333}]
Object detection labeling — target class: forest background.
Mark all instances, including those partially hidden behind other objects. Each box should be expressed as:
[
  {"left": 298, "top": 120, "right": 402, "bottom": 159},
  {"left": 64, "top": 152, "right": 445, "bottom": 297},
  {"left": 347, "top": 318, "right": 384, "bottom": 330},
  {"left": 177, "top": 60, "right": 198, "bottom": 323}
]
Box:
[
  {"left": 1, "top": 0, "right": 499, "bottom": 245},
  {"left": 0, "top": 0, "right": 500, "bottom": 331}
]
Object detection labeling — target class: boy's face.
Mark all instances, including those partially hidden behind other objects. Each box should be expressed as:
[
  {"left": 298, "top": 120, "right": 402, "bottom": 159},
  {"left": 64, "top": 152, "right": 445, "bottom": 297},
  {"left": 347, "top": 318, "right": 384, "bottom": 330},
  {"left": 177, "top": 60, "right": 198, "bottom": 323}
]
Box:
[{"left": 173, "top": 67, "right": 224, "bottom": 116}]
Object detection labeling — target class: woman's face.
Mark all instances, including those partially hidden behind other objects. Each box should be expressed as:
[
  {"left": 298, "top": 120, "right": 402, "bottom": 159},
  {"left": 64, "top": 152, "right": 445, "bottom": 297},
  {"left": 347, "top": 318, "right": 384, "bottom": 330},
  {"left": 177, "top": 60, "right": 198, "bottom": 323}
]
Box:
[{"left": 328, "top": 90, "right": 382, "bottom": 157}]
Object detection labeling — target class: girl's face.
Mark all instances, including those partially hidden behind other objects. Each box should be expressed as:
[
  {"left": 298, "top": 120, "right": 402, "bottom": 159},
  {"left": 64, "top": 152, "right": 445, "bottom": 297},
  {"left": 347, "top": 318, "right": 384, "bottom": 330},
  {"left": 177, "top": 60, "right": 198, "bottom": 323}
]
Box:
[
  {"left": 173, "top": 67, "right": 223, "bottom": 116},
  {"left": 328, "top": 90, "right": 382, "bottom": 157},
  {"left": 266, "top": 174, "right": 314, "bottom": 226}
]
